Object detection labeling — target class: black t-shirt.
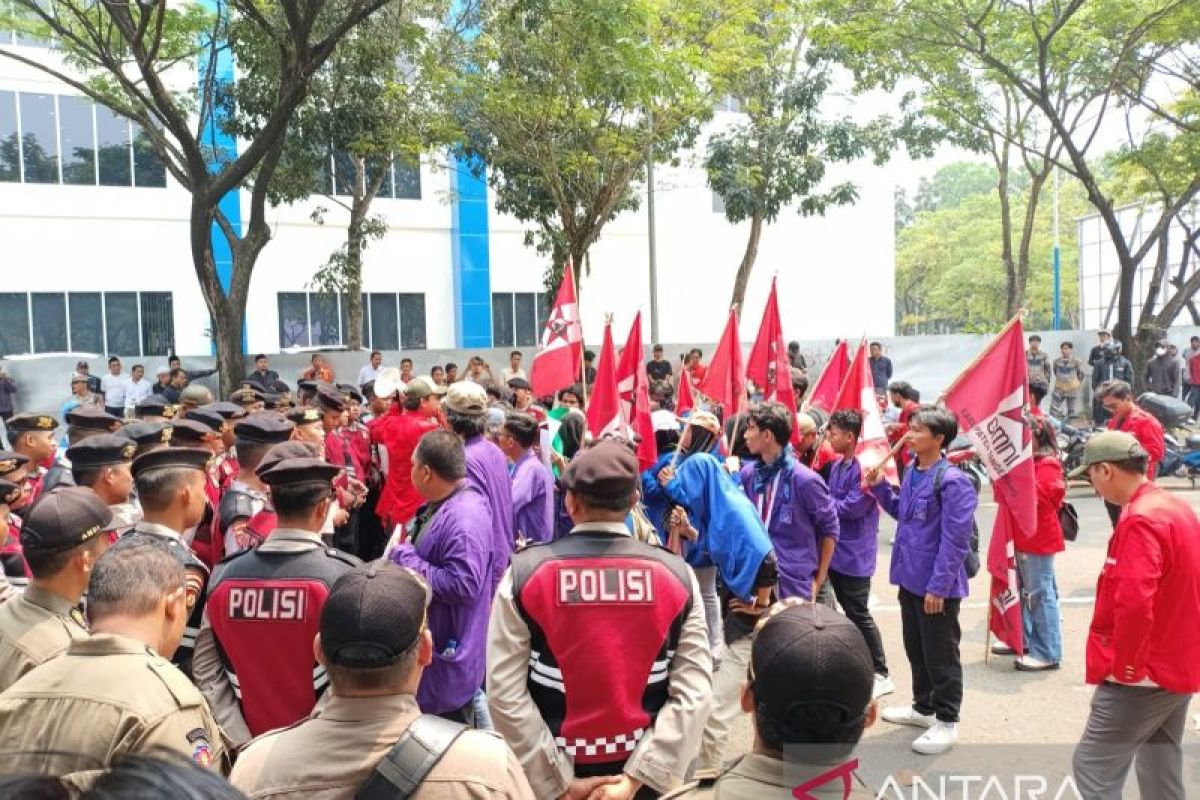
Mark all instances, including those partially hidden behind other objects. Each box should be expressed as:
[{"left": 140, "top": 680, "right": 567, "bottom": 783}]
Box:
[{"left": 646, "top": 359, "right": 673, "bottom": 383}]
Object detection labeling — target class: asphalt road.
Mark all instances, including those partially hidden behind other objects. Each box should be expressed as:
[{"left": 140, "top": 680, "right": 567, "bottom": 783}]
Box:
[{"left": 720, "top": 478, "right": 1200, "bottom": 795}]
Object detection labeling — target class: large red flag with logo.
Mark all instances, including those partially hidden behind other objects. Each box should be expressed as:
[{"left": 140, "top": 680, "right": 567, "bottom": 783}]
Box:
[
  {"left": 585, "top": 321, "right": 623, "bottom": 440},
  {"left": 943, "top": 315, "right": 1031, "bottom": 654},
  {"left": 699, "top": 310, "right": 748, "bottom": 417},
  {"left": 530, "top": 266, "right": 583, "bottom": 398},
  {"left": 746, "top": 278, "right": 797, "bottom": 411},
  {"left": 804, "top": 340, "right": 850, "bottom": 413},
  {"left": 616, "top": 312, "right": 657, "bottom": 470},
  {"left": 825, "top": 339, "right": 898, "bottom": 482}
]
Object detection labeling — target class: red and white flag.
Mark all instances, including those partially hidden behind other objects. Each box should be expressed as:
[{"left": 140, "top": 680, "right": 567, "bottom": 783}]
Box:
[
  {"left": 828, "top": 339, "right": 898, "bottom": 482},
  {"left": 530, "top": 265, "right": 583, "bottom": 398},
  {"left": 943, "top": 315, "right": 1032, "bottom": 654},
  {"left": 746, "top": 277, "right": 797, "bottom": 411},
  {"left": 804, "top": 340, "right": 850, "bottom": 413},
  {"left": 616, "top": 312, "right": 657, "bottom": 470},
  {"left": 699, "top": 310, "right": 748, "bottom": 417},
  {"left": 585, "top": 321, "right": 623, "bottom": 440}
]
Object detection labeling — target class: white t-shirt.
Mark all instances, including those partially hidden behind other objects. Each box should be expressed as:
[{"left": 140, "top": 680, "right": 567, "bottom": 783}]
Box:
[
  {"left": 501, "top": 367, "right": 527, "bottom": 383},
  {"left": 100, "top": 373, "right": 128, "bottom": 407},
  {"left": 357, "top": 364, "right": 381, "bottom": 386},
  {"left": 124, "top": 378, "right": 154, "bottom": 410}
]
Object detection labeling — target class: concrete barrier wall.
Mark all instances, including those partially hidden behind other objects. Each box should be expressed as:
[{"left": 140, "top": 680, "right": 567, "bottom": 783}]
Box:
[{"left": 6, "top": 326, "right": 1199, "bottom": 423}]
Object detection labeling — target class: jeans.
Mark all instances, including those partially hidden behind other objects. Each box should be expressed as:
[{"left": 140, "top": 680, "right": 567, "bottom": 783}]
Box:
[
  {"left": 1188, "top": 385, "right": 1200, "bottom": 418},
  {"left": 829, "top": 570, "right": 888, "bottom": 676},
  {"left": 694, "top": 565, "right": 724, "bottom": 661},
  {"left": 1017, "top": 552, "right": 1062, "bottom": 663},
  {"left": 1050, "top": 391, "right": 1078, "bottom": 421},
  {"left": 471, "top": 687, "right": 493, "bottom": 731},
  {"left": 898, "top": 587, "right": 963, "bottom": 723}
]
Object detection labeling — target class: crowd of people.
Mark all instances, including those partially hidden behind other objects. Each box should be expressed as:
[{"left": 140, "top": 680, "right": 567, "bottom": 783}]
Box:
[{"left": 0, "top": 336, "right": 1193, "bottom": 800}]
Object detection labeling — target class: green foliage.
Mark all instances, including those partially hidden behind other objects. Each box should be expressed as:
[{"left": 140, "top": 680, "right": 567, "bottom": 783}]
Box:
[
  {"left": 897, "top": 161, "right": 1086, "bottom": 334},
  {"left": 913, "top": 162, "right": 996, "bottom": 214}
]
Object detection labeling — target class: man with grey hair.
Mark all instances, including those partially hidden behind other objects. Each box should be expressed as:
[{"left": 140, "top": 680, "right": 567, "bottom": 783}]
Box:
[{"left": 0, "top": 534, "right": 227, "bottom": 777}]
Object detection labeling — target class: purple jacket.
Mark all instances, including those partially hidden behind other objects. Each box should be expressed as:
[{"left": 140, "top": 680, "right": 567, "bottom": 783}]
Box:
[
  {"left": 390, "top": 484, "right": 494, "bottom": 714},
  {"left": 827, "top": 457, "right": 881, "bottom": 578},
  {"left": 870, "top": 458, "right": 978, "bottom": 599},
  {"left": 738, "top": 458, "right": 839, "bottom": 600},
  {"left": 511, "top": 452, "right": 554, "bottom": 544},
  {"left": 464, "top": 435, "right": 515, "bottom": 590}
]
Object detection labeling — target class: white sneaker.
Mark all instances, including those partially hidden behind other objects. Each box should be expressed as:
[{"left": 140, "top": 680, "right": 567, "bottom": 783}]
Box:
[
  {"left": 873, "top": 674, "right": 895, "bottom": 699},
  {"left": 912, "top": 721, "right": 958, "bottom": 755},
  {"left": 881, "top": 706, "right": 936, "bottom": 728}
]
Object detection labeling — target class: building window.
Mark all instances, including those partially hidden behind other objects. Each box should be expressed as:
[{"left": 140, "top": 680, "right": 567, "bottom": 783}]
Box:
[
  {"left": 0, "top": 91, "right": 165, "bottom": 188},
  {"left": 491, "top": 292, "right": 549, "bottom": 348},
  {"left": 279, "top": 292, "right": 426, "bottom": 350},
  {"left": 0, "top": 291, "right": 173, "bottom": 356},
  {"left": 318, "top": 151, "right": 422, "bottom": 200}
]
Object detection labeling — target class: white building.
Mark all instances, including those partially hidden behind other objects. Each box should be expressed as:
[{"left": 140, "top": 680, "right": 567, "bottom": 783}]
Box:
[{"left": 0, "top": 31, "right": 897, "bottom": 360}]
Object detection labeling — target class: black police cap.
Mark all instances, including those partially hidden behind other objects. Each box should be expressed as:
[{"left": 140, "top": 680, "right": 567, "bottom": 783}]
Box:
[
  {"left": 259, "top": 456, "right": 340, "bottom": 488},
  {"left": 285, "top": 406, "right": 322, "bottom": 426},
  {"left": 67, "top": 433, "right": 136, "bottom": 469},
  {"left": 135, "top": 395, "right": 178, "bottom": 419},
  {"left": 507, "top": 377, "right": 532, "bottom": 391},
  {"left": 561, "top": 439, "right": 639, "bottom": 497},
  {"left": 0, "top": 451, "right": 31, "bottom": 479},
  {"left": 230, "top": 387, "right": 266, "bottom": 406},
  {"left": 321, "top": 561, "right": 431, "bottom": 668},
  {"left": 0, "top": 479, "right": 20, "bottom": 506},
  {"left": 234, "top": 411, "right": 295, "bottom": 445},
  {"left": 255, "top": 441, "right": 321, "bottom": 478},
  {"left": 6, "top": 413, "right": 59, "bottom": 433},
  {"left": 118, "top": 422, "right": 173, "bottom": 449},
  {"left": 184, "top": 407, "right": 226, "bottom": 434},
  {"left": 131, "top": 447, "right": 212, "bottom": 479},
  {"left": 21, "top": 486, "right": 114, "bottom": 553},
  {"left": 337, "top": 383, "right": 364, "bottom": 404},
  {"left": 206, "top": 401, "right": 248, "bottom": 421},
  {"left": 168, "top": 418, "right": 219, "bottom": 444},
  {"left": 65, "top": 405, "right": 122, "bottom": 432},
  {"left": 314, "top": 385, "right": 346, "bottom": 413}
]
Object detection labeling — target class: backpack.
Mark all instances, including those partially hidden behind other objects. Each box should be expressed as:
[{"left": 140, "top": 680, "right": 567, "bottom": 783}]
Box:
[
  {"left": 1059, "top": 501, "right": 1079, "bottom": 542},
  {"left": 932, "top": 463, "right": 981, "bottom": 578}
]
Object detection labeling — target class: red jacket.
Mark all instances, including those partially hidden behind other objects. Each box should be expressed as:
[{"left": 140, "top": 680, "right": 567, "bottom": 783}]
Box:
[
  {"left": 1107, "top": 406, "right": 1165, "bottom": 479},
  {"left": 1018, "top": 456, "right": 1065, "bottom": 555},
  {"left": 1189, "top": 352, "right": 1200, "bottom": 385},
  {"left": 378, "top": 409, "right": 439, "bottom": 527},
  {"left": 1086, "top": 482, "right": 1200, "bottom": 692}
]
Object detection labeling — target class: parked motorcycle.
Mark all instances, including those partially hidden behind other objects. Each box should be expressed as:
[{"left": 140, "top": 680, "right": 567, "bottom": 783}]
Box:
[{"left": 1056, "top": 422, "right": 1095, "bottom": 478}]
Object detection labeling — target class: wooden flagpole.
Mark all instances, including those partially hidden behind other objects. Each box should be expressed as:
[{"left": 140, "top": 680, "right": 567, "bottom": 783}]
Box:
[
  {"left": 938, "top": 309, "right": 1028, "bottom": 403},
  {"left": 573, "top": 262, "right": 589, "bottom": 409}
]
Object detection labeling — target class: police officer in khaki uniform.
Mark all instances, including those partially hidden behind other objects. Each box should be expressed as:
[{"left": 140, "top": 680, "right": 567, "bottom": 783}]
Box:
[
  {"left": 0, "top": 533, "right": 227, "bottom": 777},
  {"left": 661, "top": 601, "right": 878, "bottom": 800},
  {"left": 0, "top": 487, "right": 113, "bottom": 691},
  {"left": 230, "top": 561, "right": 534, "bottom": 800}
]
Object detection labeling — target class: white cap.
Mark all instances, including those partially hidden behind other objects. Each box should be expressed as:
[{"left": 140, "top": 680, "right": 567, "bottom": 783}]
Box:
[
  {"left": 652, "top": 409, "right": 679, "bottom": 432},
  {"left": 155, "top": 365, "right": 170, "bottom": 376}
]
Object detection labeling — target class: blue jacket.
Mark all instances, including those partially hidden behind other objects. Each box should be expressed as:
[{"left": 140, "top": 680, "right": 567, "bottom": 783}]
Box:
[
  {"left": 870, "top": 458, "right": 978, "bottom": 598},
  {"left": 641, "top": 452, "right": 678, "bottom": 543},
  {"left": 664, "top": 452, "right": 773, "bottom": 600}
]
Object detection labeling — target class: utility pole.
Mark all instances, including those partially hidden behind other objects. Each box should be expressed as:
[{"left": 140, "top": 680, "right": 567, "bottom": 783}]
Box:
[
  {"left": 647, "top": 130, "right": 660, "bottom": 344},
  {"left": 1052, "top": 166, "right": 1061, "bottom": 330}
]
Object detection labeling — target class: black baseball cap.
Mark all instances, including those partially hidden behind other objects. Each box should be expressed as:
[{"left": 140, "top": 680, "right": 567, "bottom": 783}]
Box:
[
  {"left": 21, "top": 486, "right": 114, "bottom": 553},
  {"left": 562, "top": 439, "right": 639, "bottom": 497},
  {"left": 259, "top": 456, "right": 340, "bottom": 488},
  {"left": 65, "top": 405, "right": 122, "bottom": 432},
  {"left": 321, "top": 561, "right": 430, "bottom": 668},
  {"left": 751, "top": 601, "right": 874, "bottom": 744},
  {"left": 235, "top": 411, "right": 295, "bottom": 445},
  {"left": 67, "top": 433, "right": 137, "bottom": 469}
]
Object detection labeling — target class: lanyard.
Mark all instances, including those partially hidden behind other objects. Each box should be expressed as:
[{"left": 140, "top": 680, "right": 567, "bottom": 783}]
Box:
[{"left": 757, "top": 472, "right": 783, "bottom": 527}]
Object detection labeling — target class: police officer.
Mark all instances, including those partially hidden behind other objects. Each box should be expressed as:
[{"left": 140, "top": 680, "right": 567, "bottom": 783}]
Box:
[
  {"left": 0, "top": 451, "right": 32, "bottom": 590},
  {"left": 487, "top": 440, "right": 713, "bottom": 800},
  {"left": 133, "top": 394, "right": 179, "bottom": 422},
  {"left": 206, "top": 401, "right": 249, "bottom": 487},
  {"left": 231, "top": 386, "right": 268, "bottom": 414},
  {"left": 0, "top": 487, "right": 112, "bottom": 690},
  {"left": 68, "top": 434, "right": 139, "bottom": 532},
  {"left": 230, "top": 561, "right": 534, "bottom": 799},
  {"left": 45, "top": 405, "right": 124, "bottom": 494},
  {"left": 126, "top": 447, "right": 214, "bottom": 676},
  {"left": 5, "top": 413, "right": 59, "bottom": 506},
  {"left": 194, "top": 456, "right": 361, "bottom": 748},
  {"left": 216, "top": 411, "right": 294, "bottom": 555},
  {"left": 0, "top": 534, "right": 227, "bottom": 776},
  {"left": 118, "top": 420, "right": 174, "bottom": 459},
  {"left": 169, "top": 417, "right": 226, "bottom": 567}
]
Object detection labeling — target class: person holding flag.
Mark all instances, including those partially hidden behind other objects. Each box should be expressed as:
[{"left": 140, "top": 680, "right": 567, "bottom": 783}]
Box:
[{"left": 864, "top": 406, "right": 977, "bottom": 755}]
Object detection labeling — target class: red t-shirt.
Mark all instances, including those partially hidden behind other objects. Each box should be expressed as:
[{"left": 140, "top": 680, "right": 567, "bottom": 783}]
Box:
[{"left": 378, "top": 409, "right": 439, "bottom": 526}]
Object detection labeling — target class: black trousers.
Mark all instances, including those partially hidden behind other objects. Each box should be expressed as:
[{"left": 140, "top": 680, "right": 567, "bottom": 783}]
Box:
[
  {"left": 332, "top": 507, "right": 360, "bottom": 555},
  {"left": 898, "top": 586, "right": 963, "bottom": 723},
  {"left": 830, "top": 570, "right": 888, "bottom": 676},
  {"left": 356, "top": 482, "right": 386, "bottom": 561}
]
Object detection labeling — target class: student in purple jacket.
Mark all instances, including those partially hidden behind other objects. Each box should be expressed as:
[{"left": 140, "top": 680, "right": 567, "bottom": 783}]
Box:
[
  {"left": 826, "top": 408, "right": 892, "bottom": 701},
  {"left": 864, "top": 405, "right": 977, "bottom": 756},
  {"left": 739, "top": 401, "right": 839, "bottom": 602},
  {"left": 498, "top": 412, "right": 554, "bottom": 545}
]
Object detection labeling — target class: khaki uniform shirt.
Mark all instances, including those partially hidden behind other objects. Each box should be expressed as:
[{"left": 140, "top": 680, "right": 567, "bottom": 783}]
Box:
[
  {"left": 0, "top": 632, "right": 227, "bottom": 777},
  {"left": 661, "top": 753, "right": 875, "bottom": 799},
  {"left": 230, "top": 692, "right": 535, "bottom": 800},
  {"left": 0, "top": 583, "right": 88, "bottom": 692},
  {"left": 486, "top": 526, "right": 713, "bottom": 798}
]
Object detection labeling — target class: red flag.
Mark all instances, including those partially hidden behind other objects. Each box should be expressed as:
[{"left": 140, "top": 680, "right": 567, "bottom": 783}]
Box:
[
  {"left": 826, "top": 340, "right": 898, "bottom": 482},
  {"left": 530, "top": 266, "right": 583, "bottom": 398},
  {"left": 585, "top": 321, "right": 623, "bottom": 439},
  {"left": 615, "top": 313, "right": 658, "bottom": 470},
  {"left": 699, "top": 310, "right": 747, "bottom": 416},
  {"left": 804, "top": 340, "right": 850, "bottom": 413},
  {"left": 746, "top": 277, "right": 797, "bottom": 412},
  {"left": 675, "top": 362, "right": 695, "bottom": 416},
  {"left": 943, "top": 315, "right": 1032, "bottom": 654}
]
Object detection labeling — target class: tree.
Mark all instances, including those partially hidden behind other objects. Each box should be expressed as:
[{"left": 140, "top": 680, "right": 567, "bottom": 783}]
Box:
[
  {"left": 704, "top": 2, "right": 898, "bottom": 311},
  {"left": 836, "top": 0, "right": 1200, "bottom": 376},
  {"left": 238, "top": 2, "right": 461, "bottom": 350},
  {"left": 0, "top": 0, "right": 400, "bottom": 394},
  {"left": 459, "top": 0, "right": 726, "bottom": 291}
]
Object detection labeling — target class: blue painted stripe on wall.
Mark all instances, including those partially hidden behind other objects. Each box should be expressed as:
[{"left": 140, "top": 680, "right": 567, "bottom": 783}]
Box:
[
  {"left": 198, "top": 1, "right": 244, "bottom": 352},
  {"left": 450, "top": 153, "right": 493, "bottom": 348}
]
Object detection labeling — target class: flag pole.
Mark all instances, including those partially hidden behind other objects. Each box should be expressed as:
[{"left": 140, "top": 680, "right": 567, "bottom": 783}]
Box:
[
  {"left": 984, "top": 601, "right": 994, "bottom": 664},
  {"left": 573, "top": 262, "right": 589, "bottom": 409},
  {"left": 938, "top": 310, "right": 1028, "bottom": 403}
]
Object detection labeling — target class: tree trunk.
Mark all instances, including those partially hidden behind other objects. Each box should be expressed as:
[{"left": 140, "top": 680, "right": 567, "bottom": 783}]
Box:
[
  {"left": 995, "top": 159, "right": 1018, "bottom": 318},
  {"left": 345, "top": 200, "right": 366, "bottom": 351},
  {"left": 214, "top": 306, "right": 246, "bottom": 399},
  {"left": 1014, "top": 172, "right": 1048, "bottom": 316},
  {"left": 730, "top": 212, "right": 764, "bottom": 312}
]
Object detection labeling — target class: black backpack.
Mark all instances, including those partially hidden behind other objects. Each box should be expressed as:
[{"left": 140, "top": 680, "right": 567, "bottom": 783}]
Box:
[{"left": 932, "top": 462, "right": 981, "bottom": 578}]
